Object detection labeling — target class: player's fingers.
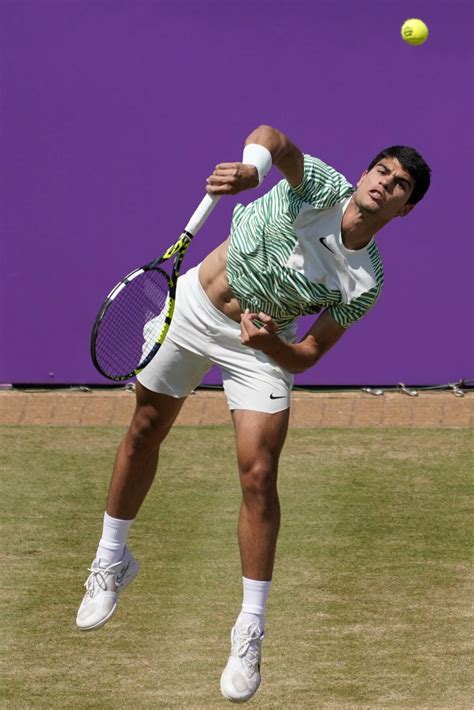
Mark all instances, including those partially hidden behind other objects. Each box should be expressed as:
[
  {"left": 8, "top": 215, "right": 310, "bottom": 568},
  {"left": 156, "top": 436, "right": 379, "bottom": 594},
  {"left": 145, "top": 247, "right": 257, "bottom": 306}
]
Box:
[
  {"left": 239, "top": 309, "right": 251, "bottom": 331},
  {"left": 206, "top": 173, "right": 245, "bottom": 196},
  {"left": 241, "top": 309, "right": 260, "bottom": 324},
  {"left": 240, "top": 319, "right": 251, "bottom": 343},
  {"left": 206, "top": 174, "right": 236, "bottom": 186},
  {"left": 207, "top": 163, "right": 258, "bottom": 195},
  {"left": 214, "top": 162, "right": 241, "bottom": 172},
  {"left": 207, "top": 166, "right": 241, "bottom": 183},
  {"left": 257, "top": 312, "right": 276, "bottom": 331},
  {"left": 206, "top": 179, "right": 237, "bottom": 195},
  {"left": 240, "top": 310, "right": 258, "bottom": 342},
  {"left": 208, "top": 171, "right": 238, "bottom": 182}
]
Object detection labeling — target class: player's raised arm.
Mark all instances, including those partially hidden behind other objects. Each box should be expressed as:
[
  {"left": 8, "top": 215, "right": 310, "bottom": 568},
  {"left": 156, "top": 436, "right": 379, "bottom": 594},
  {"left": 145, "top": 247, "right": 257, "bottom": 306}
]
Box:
[
  {"left": 206, "top": 124, "right": 304, "bottom": 196},
  {"left": 244, "top": 124, "right": 304, "bottom": 187}
]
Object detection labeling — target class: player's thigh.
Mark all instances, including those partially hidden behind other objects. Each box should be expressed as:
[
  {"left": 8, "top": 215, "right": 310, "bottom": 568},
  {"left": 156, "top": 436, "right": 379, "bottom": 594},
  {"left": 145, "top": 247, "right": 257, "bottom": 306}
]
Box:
[
  {"left": 134, "top": 338, "right": 212, "bottom": 436},
  {"left": 131, "top": 381, "right": 187, "bottom": 438},
  {"left": 217, "top": 336, "right": 293, "bottom": 415},
  {"left": 137, "top": 337, "right": 212, "bottom": 399},
  {"left": 232, "top": 408, "right": 290, "bottom": 479}
]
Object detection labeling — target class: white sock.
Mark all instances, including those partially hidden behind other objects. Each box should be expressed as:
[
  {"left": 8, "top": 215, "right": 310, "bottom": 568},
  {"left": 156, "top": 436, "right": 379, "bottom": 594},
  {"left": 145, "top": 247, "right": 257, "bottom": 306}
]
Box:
[
  {"left": 94, "top": 512, "right": 134, "bottom": 566},
  {"left": 238, "top": 576, "right": 272, "bottom": 632}
]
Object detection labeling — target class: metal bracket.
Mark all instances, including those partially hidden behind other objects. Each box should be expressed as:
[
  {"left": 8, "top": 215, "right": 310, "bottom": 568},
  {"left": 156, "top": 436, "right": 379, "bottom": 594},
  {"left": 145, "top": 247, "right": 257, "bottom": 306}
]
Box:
[
  {"left": 398, "top": 383, "right": 418, "bottom": 397},
  {"left": 362, "top": 387, "right": 384, "bottom": 396}
]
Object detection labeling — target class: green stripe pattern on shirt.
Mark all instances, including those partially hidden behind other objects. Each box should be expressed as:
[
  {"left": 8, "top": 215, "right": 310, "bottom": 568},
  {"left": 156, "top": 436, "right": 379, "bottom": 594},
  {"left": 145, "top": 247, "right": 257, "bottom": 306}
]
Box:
[
  {"left": 329, "top": 241, "right": 384, "bottom": 326},
  {"left": 226, "top": 154, "right": 384, "bottom": 330}
]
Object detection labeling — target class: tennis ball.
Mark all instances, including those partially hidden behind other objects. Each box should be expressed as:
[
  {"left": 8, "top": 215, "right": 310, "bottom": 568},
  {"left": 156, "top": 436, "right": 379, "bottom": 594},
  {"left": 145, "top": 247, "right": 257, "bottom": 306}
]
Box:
[{"left": 401, "top": 18, "right": 429, "bottom": 45}]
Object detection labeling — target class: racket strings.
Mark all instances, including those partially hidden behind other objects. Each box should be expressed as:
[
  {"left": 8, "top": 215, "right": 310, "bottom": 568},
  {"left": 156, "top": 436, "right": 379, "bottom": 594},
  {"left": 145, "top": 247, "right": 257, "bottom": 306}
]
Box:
[{"left": 94, "top": 269, "right": 170, "bottom": 379}]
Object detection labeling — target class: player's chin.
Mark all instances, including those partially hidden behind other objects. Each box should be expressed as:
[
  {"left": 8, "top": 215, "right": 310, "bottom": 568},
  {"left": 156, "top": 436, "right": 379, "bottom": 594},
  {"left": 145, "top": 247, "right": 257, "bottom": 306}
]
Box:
[
  {"left": 356, "top": 194, "right": 378, "bottom": 213},
  {"left": 360, "top": 199, "right": 380, "bottom": 214}
]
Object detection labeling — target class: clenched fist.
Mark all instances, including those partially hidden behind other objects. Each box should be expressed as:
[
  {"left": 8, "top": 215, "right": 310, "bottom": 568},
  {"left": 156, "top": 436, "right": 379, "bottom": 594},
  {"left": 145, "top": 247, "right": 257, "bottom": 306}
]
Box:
[
  {"left": 206, "top": 162, "right": 259, "bottom": 195},
  {"left": 240, "top": 309, "right": 282, "bottom": 355}
]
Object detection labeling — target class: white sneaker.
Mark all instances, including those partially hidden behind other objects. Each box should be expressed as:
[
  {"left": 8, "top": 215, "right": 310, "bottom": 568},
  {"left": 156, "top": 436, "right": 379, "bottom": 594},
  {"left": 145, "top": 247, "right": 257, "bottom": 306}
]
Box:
[
  {"left": 220, "top": 620, "right": 264, "bottom": 702},
  {"left": 76, "top": 547, "right": 139, "bottom": 631}
]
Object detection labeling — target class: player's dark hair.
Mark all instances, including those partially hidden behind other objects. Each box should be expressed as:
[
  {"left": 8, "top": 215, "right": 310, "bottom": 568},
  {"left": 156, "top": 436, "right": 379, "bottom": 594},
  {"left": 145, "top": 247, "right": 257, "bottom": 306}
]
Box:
[{"left": 367, "top": 146, "right": 431, "bottom": 205}]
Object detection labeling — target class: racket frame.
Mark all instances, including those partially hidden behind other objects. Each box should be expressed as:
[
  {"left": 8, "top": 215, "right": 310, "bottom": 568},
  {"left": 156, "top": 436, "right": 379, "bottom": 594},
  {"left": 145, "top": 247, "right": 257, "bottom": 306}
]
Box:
[
  {"left": 90, "top": 231, "right": 192, "bottom": 381},
  {"left": 90, "top": 194, "right": 220, "bottom": 381}
]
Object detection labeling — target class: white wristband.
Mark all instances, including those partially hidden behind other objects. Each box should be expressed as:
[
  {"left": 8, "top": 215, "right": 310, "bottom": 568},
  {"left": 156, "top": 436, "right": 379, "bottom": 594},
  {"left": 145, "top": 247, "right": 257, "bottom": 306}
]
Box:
[{"left": 242, "top": 143, "right": 272, "bottom": 186}]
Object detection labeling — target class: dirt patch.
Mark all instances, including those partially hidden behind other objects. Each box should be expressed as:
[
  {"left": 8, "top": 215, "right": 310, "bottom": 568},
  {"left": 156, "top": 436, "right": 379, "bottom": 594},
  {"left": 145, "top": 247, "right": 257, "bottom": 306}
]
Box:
[{"left": 0, "top": 388, "right": 472, "bottom": 428}]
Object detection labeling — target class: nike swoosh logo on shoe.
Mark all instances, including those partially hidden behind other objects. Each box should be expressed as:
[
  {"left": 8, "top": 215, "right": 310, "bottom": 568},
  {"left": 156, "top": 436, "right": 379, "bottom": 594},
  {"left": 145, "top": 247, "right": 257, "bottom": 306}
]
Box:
[{"left": 115, "top": 561, "right": 130, "bottom": 585}]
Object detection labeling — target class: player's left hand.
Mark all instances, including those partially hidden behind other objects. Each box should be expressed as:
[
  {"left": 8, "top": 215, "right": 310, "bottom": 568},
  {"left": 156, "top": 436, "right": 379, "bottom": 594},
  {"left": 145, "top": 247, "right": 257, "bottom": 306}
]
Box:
[
  {"left": 206, "top": 163, "right": 259, "bottom": 195},
  {"left": 239, "top": 309, "right": 282, "bottom": 354}
]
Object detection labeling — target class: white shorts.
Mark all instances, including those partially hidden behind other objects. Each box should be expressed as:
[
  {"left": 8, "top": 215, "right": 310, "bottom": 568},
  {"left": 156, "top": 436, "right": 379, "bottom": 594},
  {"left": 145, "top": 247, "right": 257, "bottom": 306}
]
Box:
[{"left": 137, "top": 265, "right": 295, "bottom": 413}]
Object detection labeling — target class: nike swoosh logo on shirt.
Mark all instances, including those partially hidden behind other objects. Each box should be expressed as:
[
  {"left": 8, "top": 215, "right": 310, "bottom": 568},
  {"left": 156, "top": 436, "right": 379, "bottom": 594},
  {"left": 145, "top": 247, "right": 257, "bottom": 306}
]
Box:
[
  {"left": 270, "top": 393, "right": 286, "bottom": 400},
  {"left": 319, "top": 237, "right": 335, "bottom": 254}
]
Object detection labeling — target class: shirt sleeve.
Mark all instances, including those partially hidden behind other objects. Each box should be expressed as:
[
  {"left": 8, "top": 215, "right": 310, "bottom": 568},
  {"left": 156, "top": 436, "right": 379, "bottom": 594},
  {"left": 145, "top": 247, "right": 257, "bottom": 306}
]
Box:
[
  {"left": 328, "top": 284, "right": 383, "bottom": 328},
  {"left": 291, "top": 154, "right": 354, "bottom": 209}
]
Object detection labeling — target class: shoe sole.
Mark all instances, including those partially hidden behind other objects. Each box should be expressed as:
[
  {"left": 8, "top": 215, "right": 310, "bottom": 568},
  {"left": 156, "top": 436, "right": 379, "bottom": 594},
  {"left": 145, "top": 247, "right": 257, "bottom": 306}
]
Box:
[
  {"left": 220, "top": 677, "right": 260, "bottom": 703},
  {"left": 78, "top": 602, "right": 118, "bottom": 631},
  {"left": 220, "top": 687, "right": 258, "bottom": 703},
  {"left": 76, "top": 563, "right": 140, "bottom": 632}
]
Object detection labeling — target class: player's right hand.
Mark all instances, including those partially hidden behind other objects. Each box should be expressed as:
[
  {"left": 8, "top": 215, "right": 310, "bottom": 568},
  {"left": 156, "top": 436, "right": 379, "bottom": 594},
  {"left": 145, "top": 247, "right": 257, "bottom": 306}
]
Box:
[
  {"left": 206, "top": 162, "right": 259, "bottom": 195},
  {"left": 239, "top": 309, "right": 282, "bottom": 355}
]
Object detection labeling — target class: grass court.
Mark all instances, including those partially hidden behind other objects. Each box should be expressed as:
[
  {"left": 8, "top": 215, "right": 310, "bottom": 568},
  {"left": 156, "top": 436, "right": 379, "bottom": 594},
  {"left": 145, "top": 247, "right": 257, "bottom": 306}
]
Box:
[{"left": 1, "top": 425, "right": 472, "bottom": 708}]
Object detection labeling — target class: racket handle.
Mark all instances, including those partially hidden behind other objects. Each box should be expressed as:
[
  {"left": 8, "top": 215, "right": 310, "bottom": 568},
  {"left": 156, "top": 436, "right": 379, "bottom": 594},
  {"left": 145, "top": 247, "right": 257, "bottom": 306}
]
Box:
[{"left": 185, "top": 194, "right": 221, "bottom": 236}]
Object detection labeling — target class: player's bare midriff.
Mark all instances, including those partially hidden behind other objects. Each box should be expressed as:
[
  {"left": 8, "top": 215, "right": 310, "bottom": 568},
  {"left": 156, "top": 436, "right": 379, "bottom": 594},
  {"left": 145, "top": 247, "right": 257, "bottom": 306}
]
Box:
[{"left": 198, "top": 237, "right": 242, "bottom": 323}]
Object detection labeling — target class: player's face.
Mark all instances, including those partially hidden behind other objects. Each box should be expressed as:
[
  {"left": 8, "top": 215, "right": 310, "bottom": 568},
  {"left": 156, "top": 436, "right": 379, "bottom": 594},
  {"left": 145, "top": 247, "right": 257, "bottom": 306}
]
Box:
[{"left": 355, "top": 157, "right": 415, "bottom": 220}]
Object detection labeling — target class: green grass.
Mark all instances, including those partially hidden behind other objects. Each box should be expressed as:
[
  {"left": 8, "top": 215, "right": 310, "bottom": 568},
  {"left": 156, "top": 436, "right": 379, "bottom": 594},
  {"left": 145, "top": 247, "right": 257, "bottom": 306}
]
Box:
[{"left": 0, "top": 426, "right": 472, "bottom": 708}]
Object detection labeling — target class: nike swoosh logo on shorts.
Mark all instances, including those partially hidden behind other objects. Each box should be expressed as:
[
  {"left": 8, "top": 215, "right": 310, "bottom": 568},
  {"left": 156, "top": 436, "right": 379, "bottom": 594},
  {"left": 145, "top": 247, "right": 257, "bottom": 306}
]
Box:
[
  {"left": 270, "top": 393, "right": 286, "bottom": 400},
  {"left": 319, "top": 237, "right": 335, "bottom": 254}
]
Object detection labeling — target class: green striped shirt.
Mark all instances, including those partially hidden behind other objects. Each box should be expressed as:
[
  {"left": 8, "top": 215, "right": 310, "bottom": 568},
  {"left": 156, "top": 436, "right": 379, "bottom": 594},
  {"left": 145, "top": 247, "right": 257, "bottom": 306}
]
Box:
[{"left": 226, "top": 154, "right": 384, "bottom": 331}]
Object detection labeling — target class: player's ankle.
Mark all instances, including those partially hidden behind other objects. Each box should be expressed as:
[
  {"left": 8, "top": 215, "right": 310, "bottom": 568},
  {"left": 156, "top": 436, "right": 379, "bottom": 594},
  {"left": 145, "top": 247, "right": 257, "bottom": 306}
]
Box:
[
  {"left": 240, "top": 576, "right": 272, "bottom": 632},
  {"left": 237, "top": 610, "right": 265, "bottom": 631},
  {"left": 94, "top": 544, "right": 125, "bottom": 567},
  {"left": 95, "top": 512, "right": 134, "bottom": 566}
]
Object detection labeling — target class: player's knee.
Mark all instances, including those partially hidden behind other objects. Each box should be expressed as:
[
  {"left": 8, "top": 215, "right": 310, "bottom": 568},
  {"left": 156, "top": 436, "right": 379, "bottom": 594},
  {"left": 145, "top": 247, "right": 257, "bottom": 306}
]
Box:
[
  {"left": 128, "top": 405, "right": 171, "bottom": 452},
  {"left": 240, "top": 461, "right": 279, "bottom": 509}
]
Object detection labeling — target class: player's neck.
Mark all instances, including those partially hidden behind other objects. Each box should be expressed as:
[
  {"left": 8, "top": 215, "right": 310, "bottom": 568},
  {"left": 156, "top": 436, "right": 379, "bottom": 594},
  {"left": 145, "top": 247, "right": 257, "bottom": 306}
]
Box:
[{"left": 341, "top": 198, "right": 387, "bottom": 250}]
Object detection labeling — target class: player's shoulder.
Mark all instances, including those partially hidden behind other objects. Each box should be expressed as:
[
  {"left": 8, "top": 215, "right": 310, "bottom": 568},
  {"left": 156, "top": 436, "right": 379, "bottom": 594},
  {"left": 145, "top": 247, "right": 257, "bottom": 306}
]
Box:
[
  {"left": 288, "top": 154, "right": 353, "bottom": 209},
  {"left": 302, "top": 153, "right": 351, "bottom": 181}
]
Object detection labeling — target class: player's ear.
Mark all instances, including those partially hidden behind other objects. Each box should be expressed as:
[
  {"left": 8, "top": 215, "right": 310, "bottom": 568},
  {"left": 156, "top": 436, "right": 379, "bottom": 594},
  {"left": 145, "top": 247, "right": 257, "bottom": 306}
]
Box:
[
  {"left": 356, "top": 169, "right": 369, "bottom": 187},
  {"left": 397, "top": 203, "right": 415, "bottom": 217}
]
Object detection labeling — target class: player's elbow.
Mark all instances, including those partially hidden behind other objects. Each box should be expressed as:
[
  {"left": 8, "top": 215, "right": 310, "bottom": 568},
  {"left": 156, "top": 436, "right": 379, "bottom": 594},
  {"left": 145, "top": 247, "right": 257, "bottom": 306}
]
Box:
[
  {"left": 246, "top": 125, "right": 289, "bottom": 160},
  {"left": 290, "top": 349, "right": 322, "bottom": 374},
  {"left": 251, "top": 124, "right": 280, "bottom": 138}
]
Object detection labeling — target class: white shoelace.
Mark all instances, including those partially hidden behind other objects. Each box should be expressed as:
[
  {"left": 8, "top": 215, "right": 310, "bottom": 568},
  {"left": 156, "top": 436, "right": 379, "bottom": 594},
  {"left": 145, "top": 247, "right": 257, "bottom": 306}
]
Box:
[
  {"left": 84, "top": 561, "right": 121, "bottom": 595},
  {"left": 235, "top": 622, "right": 263, "bottom": 674}
]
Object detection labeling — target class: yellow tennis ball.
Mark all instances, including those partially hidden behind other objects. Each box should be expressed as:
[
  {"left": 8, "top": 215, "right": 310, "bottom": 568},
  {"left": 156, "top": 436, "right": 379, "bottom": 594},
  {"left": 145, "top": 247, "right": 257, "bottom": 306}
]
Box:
[{"left": 401, "top": 18, "right": 429, "bottom": 45}]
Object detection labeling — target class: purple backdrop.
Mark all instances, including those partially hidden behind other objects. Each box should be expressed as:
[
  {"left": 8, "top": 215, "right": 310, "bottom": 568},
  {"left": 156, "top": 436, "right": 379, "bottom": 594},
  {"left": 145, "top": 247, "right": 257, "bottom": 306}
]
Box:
[{"left": 1, "top": 0, "right": 472, "bottom": 386}]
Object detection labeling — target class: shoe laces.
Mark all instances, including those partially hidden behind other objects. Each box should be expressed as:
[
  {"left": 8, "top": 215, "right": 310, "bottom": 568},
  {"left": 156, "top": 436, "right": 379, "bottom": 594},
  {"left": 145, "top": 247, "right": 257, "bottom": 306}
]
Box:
[
  {"left": 84, "top": 560, "right": 121, "bottom": 596},
  {"left": 234, "top": 622, "right": 263, "bottom": 674}
]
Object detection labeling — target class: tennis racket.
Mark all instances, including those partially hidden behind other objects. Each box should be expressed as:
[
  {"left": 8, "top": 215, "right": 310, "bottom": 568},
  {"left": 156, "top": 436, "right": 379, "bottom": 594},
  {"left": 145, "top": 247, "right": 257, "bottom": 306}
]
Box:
[{"left": 91, "top": 193, "right": 221, "bottom": 381}]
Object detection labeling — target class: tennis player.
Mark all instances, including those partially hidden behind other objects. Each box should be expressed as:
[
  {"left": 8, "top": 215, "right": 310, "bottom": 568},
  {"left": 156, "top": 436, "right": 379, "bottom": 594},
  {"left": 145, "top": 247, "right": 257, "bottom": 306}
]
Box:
[{"left": 76, "top": 125, "right": 431, "bottom": 702}]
